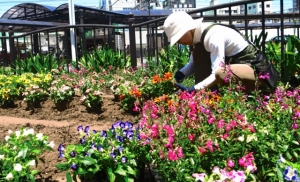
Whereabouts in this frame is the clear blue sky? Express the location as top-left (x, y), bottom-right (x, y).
top-left (0, 0), bottom-right (293, 17)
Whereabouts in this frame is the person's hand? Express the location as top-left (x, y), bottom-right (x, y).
top-left (174, 71), bottom-right (185, 83)
top-left (175, 83), bottom-right (195, 93)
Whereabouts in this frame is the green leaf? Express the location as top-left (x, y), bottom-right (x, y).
top-left (115, 165), bottom-right (127, 176)
top-left (276, 164), bottom-right (284, 182)
top-left (126, 165), bottom-right (137, 177)
top-left (126, 177), bottom-right (135, 182)
top-left (22, 147), bottom-right (28, 159)
top-left (78, 167), bottom-right (87, 175)
top-left (184, 175), bottom-right (195, 181)
top-left (107, 168), bottom-right (116, 182)
top-left (82, 157), bottom-right (96, 165)
top-left (55, 163), bottom-right (69, 171)
top-left (31, 170), bottom-right (39, 175)
top-left (189, 158), bottom-right (195, 166)
top-left (292, 141), bottom-right (299, 145)
top-left (32, 149), bottom-right (42, 154)
top-left (282, 145), bottom-right (289, 152)
top-left (293, 151), bottom-right (298, 158)
top-left (66, 172), bottom-right (73, 182)
top-left (266, 172), bottom-right (276, 177)
top-left (28, 174), bottom-right (35, 182)
top-left (249, 173), bottom-right (257, 181)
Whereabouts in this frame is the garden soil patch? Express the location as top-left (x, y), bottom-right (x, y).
top-left (0, 90), bottom-right (153, 182)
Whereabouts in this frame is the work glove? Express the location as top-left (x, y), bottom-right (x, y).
top-left (174, 70), bottom-right (185, 83)
top-left (175, 83), bottom-right (195, 93)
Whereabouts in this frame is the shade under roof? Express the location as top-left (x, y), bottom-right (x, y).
top-left (0, 18), bottom-right (67, 32)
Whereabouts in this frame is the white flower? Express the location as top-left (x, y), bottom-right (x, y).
top-left (238, 135), bottom-right (244, 142)
top-left (17, 151), bottom-right (23, 158)
top-left (28, 160), bottom-right (36, 166)
top-left (5, 172), bottom-right (13, 180)
top-left (5, 136), bottom-right (10, 141)
top-left (246, 134), bottom-right (258, 143)
top-left (23, 128), bottom-right (34, 136)
top-left (47, 141), bottom-right (55, 148)
top-left (15, 130), bottom-right (21, 138)
top-left (0, 154), bottom-right (4, 160)
top-left (8, 130), bottom-right (12, 134)
top-left (212, 166), bottom-right (220, 175)
top-left (36, 133), bottom-right (43, 140)
top-left (14, 163), bottom-right (22, 172)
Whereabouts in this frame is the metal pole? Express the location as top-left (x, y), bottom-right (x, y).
top-left (8, 26), bottom-right (16, 70)
top-left (148, 0), bottom-right (150, 20)
top-left (68, 0), bottom-right (76, 62)
top-left (128, 13), bottom-right (137, 68)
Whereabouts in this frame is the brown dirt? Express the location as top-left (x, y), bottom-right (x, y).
top-left (0, 90), bottom-right (149, 182)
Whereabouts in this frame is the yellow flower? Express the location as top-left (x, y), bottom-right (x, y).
top-left (154, 97), bottom-right (161, 103)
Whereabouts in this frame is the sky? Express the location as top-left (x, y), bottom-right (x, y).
top-left (0, 0), bottom-right (294, 17)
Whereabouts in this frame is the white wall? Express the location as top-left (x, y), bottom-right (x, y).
top-left (240, 28), bottom-right (297, 41)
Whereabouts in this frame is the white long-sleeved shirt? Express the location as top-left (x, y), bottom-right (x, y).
top-left (180, 20), bottom-right (249, 90)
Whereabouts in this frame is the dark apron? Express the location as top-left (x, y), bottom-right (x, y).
top-left (192, 24), bottom-right (258, 91)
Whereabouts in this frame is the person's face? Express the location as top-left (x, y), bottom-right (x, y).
top-left (177, 30), bottom-right (193, 45)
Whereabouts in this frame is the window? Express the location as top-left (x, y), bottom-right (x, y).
top-left (248, 7), bottom-right (251, 10)
top-left (253, 5), bottom-right (256, 8)
top-left (266, 4), bottom-right (270, 8)
top-left (233, 10), bottom-right (237, 13)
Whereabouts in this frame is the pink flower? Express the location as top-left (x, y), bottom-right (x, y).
top-left (208, 117), bottom-right (215, 124)
top-left (159, 149), bottom-right (164, 159)
top-left (168, 149), bottom-right (178, 161)
top-left (133, 102), bottom-right (139, 112)
top-left (292, 122), bottom-right (298, 130)
top-left (217, 119), bottom-right (225, 129)
top-left (238, 157), bottom-right (246, 167)
top-left (166, 125), bottom-right (175, 136)
top-left (188, 134), bottom-right (195, 141)
top-left (177, 147), bottom-right (184, 158)
top-left (198, 147), bottom-right (206, 155)
top-left (206, 139), bottom-right (214, 152)
top-left (192, 173), bottom-right (206, 182)
top-left (227, 158), bottom-right (235, 168)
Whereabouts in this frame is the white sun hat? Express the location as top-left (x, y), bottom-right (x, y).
top-left (163, 11), bottom-right (203, 46)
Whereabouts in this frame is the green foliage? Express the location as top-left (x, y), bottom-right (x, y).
top-left (0, 128), bottom-right (54, 181)
top-left (12, 53), bottom-right (62, 75)
top-left (56, 123), bottom-right (150, 182)
top-left (158, 45), bottom-right (190, 74)
top-left (77, 46), bottom-right (129, 72)
top-left (265, 35), bottom-right (300, 82)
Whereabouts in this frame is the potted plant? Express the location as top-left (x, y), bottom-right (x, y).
top-left (22, 84), bottom-right (48, 109)
top-left (49, 79), bottom-right (75, 111)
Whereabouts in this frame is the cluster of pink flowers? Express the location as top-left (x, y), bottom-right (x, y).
top-left (192, 153), bottom-right (256, 182)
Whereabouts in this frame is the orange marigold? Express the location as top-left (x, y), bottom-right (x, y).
top-left (167, 99), bottom-right (173, 107)
top-left (164, 72), bottom-right (173, 81)
top-left (152, 75), bottom-right (161, 84)
top-left (119, 94), bottom-right (125, 101)
top-left (132, 88), bottom-right (142, 98)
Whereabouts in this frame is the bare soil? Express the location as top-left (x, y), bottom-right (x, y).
top-left (0, 90), bottom-right (147, 182)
